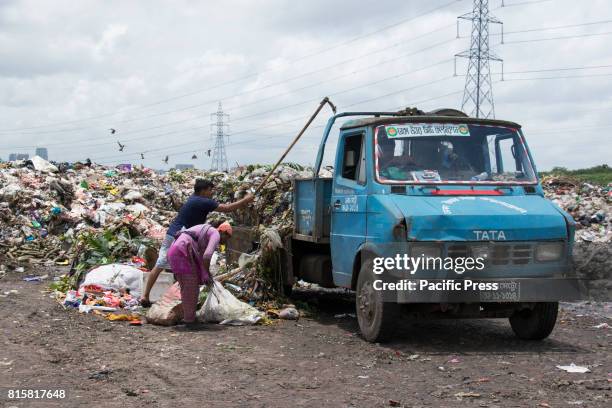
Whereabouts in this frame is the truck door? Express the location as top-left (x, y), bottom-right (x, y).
top-left (331, 131), bottom-right (367, 287)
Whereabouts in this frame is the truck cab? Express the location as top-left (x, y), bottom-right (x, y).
top-left (289, 108), bottom-right (584, 342)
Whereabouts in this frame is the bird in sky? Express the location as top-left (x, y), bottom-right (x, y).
top-left (206, 149), bottom-right (211, 157)
top-left (117, 141), bottom-right (125, 151)
top-left (191, 154), bottom-right (197, 159)
top-left (163, 155), bottom-right (169, 164)
top-left (109, 128), bottom-right (117, 134)
top-left (140, 153), bottom-right (145, 160)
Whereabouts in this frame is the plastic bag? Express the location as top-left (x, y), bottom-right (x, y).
top-left (31, 155), bottom-right (58, 173)
top-left (198, 281), bottom-right (263, 325)
top-left (80, 264), bottom-right (144, 297)
top-left (261, 228), bottom-right (283, 252)
top-left (146, 283), bottom-right (183, 326)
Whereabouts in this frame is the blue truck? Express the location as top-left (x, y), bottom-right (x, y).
top-left (230, 108), bottom-right (585, 342)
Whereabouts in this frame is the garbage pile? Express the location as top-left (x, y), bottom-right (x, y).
top-left (0, 156), bottom-right (315, 308)
top-left (542, 176), bottom-right (612, 300)
top-left (542, 176), bottom-right (611, 243)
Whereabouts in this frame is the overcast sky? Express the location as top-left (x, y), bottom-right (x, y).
top-left (0, 0), bottom-right (611, 170)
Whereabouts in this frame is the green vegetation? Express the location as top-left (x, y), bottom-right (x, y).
top-left (540, 165), bottom-right (612, 185)
top-left (52, 227), bottom-right (152, 291)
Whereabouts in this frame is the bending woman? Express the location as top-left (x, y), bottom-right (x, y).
top-left (167, 221), bottom-right (233, 327)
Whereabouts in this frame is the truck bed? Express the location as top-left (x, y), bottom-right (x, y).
top-left (293, 177), bottom-right (332, 243)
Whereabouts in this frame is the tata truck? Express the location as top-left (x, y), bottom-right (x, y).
top-left (229, 108), bottom-right (585, 342)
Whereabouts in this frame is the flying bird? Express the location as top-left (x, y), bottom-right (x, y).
top-left (191, 154), bottom-right (198, 159)
top-left (109, 128), bottom-right (117, 134)
top-left (117, 141), bottom-right (125, 152)
top-left (140, 153), bottom-right (145, 160)
top-left (206, 149), bottom-right (211, 157)
top-left (163, 155), bottom-right (169, 164)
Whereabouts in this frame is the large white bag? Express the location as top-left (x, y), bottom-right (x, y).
top-left (80, 264), bottom-right (144, 297)
top-left (198, 281), bottom-right (263, 325)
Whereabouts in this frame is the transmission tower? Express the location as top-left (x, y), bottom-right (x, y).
top-left (210, 101), bottom-right (230, 172)
top-left (455, 0), bottom-right (503, 118)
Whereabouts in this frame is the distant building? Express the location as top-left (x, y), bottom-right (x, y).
top-left (35, 147), bottom-right (48, 160)
top-left (9, 153), bottom-right (29, 161)
top-left (175, 164), bottom-right (195, 170)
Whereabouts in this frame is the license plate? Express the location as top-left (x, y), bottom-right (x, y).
top-left (479, 281), bottom-right (521, 302)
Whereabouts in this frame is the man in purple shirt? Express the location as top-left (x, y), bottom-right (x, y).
top-left (141, 179), bottom-right (253, 306)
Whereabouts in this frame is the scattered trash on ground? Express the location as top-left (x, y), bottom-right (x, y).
top-left (23, 274), bottom-right (48, 282)
top-left (555, 363), bottom-right (591, 373)
top-left (334, 313), bottom-right (356, 318)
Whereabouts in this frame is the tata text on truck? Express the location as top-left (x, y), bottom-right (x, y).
top-left (230, 108), bottom-right (585, 342)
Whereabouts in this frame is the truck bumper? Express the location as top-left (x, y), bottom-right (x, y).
top-left (382, 278), bottom-right (588, 303)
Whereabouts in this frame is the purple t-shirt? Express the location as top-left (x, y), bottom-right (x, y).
top-left (167, 195), bottom-right (218, 237)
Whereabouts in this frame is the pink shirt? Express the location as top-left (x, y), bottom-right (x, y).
top-left (167, 224), bottom-right (220, 284)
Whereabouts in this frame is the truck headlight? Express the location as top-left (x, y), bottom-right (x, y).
top-left (410, 243), bottom-right (442, 259)
top-left (535, 242), bottom-right (563, 262)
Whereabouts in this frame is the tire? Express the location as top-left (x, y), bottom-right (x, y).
top-left (509, 302), bottom-right (558, 340)
top-left (355, 259), bottom-right (400, 342)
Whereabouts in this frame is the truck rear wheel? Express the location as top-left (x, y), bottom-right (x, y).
top-left (356, 259), bottom-right (399, 342)
top-left (509, 302), bottom-right (558, 340)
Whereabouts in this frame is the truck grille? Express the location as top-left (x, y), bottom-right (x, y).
top-left (447, 243), bottom-right (534, 265)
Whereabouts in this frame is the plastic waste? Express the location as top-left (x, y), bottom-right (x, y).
top-left (279, 307), bottom-right (299, 320)
top-left (556, 363), bottom-right (590, 373)
top-left (198, 281), bottom-right (263, 325)
top-left (261, 228), bottom-right (283, 252)
top-left (123, 190), bottom-right (143, 201)
top-left (146, 283), bottom-right (183, 326)
top-left (80, 264), bottom-right (144, 297)
top-left (23, 274), bottom-right (48, 282)
top-left (31, 155), bottom-right (58, 173)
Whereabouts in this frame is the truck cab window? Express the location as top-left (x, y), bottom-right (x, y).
top-left (376, 124), bottom-right (536, 183)
top-left (341, 134), bottom-right (365, 183)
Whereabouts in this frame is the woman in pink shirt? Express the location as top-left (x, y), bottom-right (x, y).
top-left (167, 221), bottom-right (233, 326)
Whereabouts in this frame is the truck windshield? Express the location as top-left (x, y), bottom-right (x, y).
top-left (374, 123), bottom-right (537, 184)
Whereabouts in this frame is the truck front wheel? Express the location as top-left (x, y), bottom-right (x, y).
top-left (509, 302), bottom-right (558, 340)
top-left (356, 259), bottom-right (400, 342)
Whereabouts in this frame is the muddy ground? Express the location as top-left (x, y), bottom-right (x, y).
top-left (1, 267), bottom-right (610, 408)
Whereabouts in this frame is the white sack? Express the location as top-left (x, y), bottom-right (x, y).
top-left (198, 281), bottom-right (263, 325)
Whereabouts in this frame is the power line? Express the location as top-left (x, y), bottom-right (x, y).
top-left (504, 30), bottom-right (612, 44)
top-left (6, 60), bottom-right (611, 154)
top-left (530, 123), bottom-right (612, 134)
top-left (92, 78), bottom-right (461, 164)
top-left (500, 0), bottom-right (553, 8)
top-left (0, 1), bottom-right (461, 133)
top-left (229, 60), bottom-right (453, 124)
top-left (501, 72), bottom-right (612, 81)
top-left (4, 27), bottom-right (457, 140)
top-left (494, 19), bottom-right (612, 36)
top-left (502, 63), bottom-right (612, 75)
top-left (4, 57), bottom-right (455, 152)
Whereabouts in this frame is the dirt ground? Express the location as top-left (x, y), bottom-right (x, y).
top-left (1, 267), bottom-right (610, 408)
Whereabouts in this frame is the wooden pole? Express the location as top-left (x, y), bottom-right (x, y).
top-left (254, 97), bottom-right (336, 194)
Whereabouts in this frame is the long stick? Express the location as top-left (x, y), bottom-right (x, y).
top-left (254, 97), bottom-right (336, 194)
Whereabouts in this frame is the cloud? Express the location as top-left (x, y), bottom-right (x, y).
top-left (0, 0), bottom-right (610, 170)
top-left (92, 24), bottom-right (128, 61)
